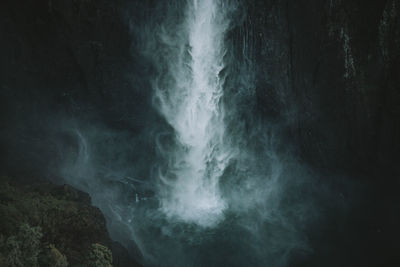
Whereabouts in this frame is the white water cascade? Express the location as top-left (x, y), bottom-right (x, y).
top-left (154, 0), bottom-right (234, 227)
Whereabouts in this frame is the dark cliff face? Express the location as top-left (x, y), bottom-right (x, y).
top-left (0, 0), bottom-right (399, 266)
top-left (244, 1), bottom-right (400, 265)
top-left (245, 0), bottom-right (400, 177)
top-left (243, 1), bottom-right (400, 266)
top-left (0, 0), bottom-right (160, 186)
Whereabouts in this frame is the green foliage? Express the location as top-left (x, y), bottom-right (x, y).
top-left (4, 236), bottom-right (23, 267)
top-left (49, 244), bottom-right (69, 267)
top-left (39, 244), bottom-right (69, 267)
top-left (87, 243), bottom-right (113, 267)
top-left (0, 176), bottom-right (114, 266)
top-left (0, 223), bottom-right (43, 267)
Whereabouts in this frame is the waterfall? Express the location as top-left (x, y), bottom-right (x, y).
top-left (154, 0), bottom-right (233, 227)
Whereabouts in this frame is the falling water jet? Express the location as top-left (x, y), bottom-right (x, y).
top-left (154, 0), bottom-right (235, 227)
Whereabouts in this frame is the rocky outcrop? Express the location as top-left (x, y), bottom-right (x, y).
top-left (0, 175), bottom-right (140, 266)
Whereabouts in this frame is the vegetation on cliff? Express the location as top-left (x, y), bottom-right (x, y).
top-left (0, 176), bottom-right (113, 267)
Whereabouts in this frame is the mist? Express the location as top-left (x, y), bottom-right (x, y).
top-left (1, 0), bottom-right (399, 266)
top-left (56, 1), bottom-right (323, 266)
